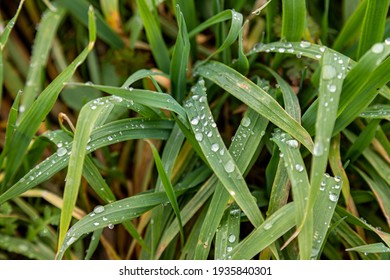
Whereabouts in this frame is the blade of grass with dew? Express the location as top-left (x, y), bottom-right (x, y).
top-left (122, 69), bottom-right (169, 89)
top-left (231, 203), bottom-right (296, 260)
top-left (215, 203), bottom-right (240, 260)
top-left (311, 174), bottom-right (343, 259)
top-left (69, 83), bottom-right (187, 122)
top-left (345, 119), bottom-right (381, 163)
top-left (346, 243), bottom-right (390, 254)
top-left (56, 180), bottom-right (197, 259)
top-left (0, 6), bottom-right (96, 191)
top-left (271, 130), bottom-right (312, 259)
top-left (267, 160), bottom-right (290, 217)
top-left (57, 0), bottom-right (123, 49)
top-left (356, 0), bottom-right (389, 59)
top-left (343, 129), bottom-right (390, 185)
top-left (354, 167), bottom-right (390, 227)
top-left (136, 0), bottom-right (170, 73)
top-left (196, 61), bottom-right (313, 152)
top-left (272, 0), bottom-right (306, 67)
top-left (170, 5), bottom-right (190, 103)
top-left (0, 234), bottom-right (55, 260)
top-left (194, 107), bottom-right (269, 260)
top-left (360, 105), bottom-right (390, 121)
top-left (0, 0), bottom-right (25, 110)
top-left (19, 7), bottom-right (66, 117)
top-left (184, 79), bottom-right (262, 227)
top-left (146, 140), bottom-right (185, 249)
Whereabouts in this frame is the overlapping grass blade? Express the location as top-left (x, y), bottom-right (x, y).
top-left (0, 6), bottom-right (96, 191)
top-left (271, 130), bottom-right (311, 259)
top-left (184, 79), bottom-right (262, 227)
top-left (231, 203), bottom-right (296, 260)
top-left (356, 0), bottom-right (389, 59)
top-left (122, 69), bottom-right (168, 89)
top-left (346, 243), bottom-right (390, 256)
top-left (57, 0), bottom-right (123, 49)
top-left (19, 7), bottom-right (66, 116)
top-left (136, 0), bottom-right (170, 73)
top-left (360, 105), bottom-right (390, 121)
top-left (195, 61), bottom-right (314, 152)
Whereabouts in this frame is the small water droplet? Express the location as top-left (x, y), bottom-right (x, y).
top-left (195, 133), bottom-right (203, 141)
top-left (322, 65), bottom-right (337, 80)
top-left (328, 84), bottom-right (337, 93)
top-left (57, 147), bottom-right (67, 157)
top-left (264, 222), bottom-right (273, 230)
top-left (385, 38), bottom-right (390, 45)
top-left (320, 180), bottom-right (326, 191)
top-left (295, 164), bottom-right (304, 172)
top-left (224, 160), bottom-right (235, 173)
top-left (286, 139), bottom-right (299, 148)
top-left (211, 143), bottom-right (219, 152)
top-left (228, 234), bottom-right (236, 243)
top-left (241, 117), bottom-right (251, 127)
top-left (319, 46), bottom-right (326, 52)
top-left (226, 246), bottom-right (233, 253)
top-left (93, 222), bottom-right (100, 226)
top-left (94, 205), bottom-right (105, 214)
top-left (334, 176), bottom-right (341, 182)
top-left (313, 141), bottom-right (324, 156)
top-left (191, 117), bottom-right (199, 125)
top-left (329, 193), bottom-right (338, 202)
top-left (300, 41), bottom-right (311, 48)
top-left (371, 43), bottom-right (384, 54)
top-left (108, 224), bottom-right (114, 229)
top-left (107, 136), bottom-right (113, 141)
top-left (278, 47), bottom-right (285, 53)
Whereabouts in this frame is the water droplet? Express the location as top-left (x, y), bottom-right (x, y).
top-left (229, 190), bottom-right (236, 196)
top-left (191, 117), bottom-right (199, 125)
top-left (107, 136), bottom-right (113, 141)
top-left (300, 41), bottom-right (311, 48)
top-left (328, 84), bottom-right (337, 93)
top-left (219, 149), bottom-right (225, 156)
top-left (334, 183), bottom-right (341, 189)
top-left (295, 164), bottom-right (304, 172)
top-left (102, 217), bottom-right (108, 221)
top-left (241, 117), bottom-right (251, 127)
top-left (385, 38), bottom-right (390, 45)
top-left (226, 246), bottom-right (233, 253)
top-left (93, 205), bottom-right (105, 214)
top-left (319, 46), bottom-right (326, 52)
top-left (211, 143), bottom-right (219, 152)
top-left (320, 180), bottom-right (326, 191)
top-left (322, 65), bottom-right (337, 80)
top-left (278, 47), bottom-right (286, 53)
top-left (286, 139), bottom-right (299, 148)
top-left (224, 160), bottom-right (235, 173)
top-left (313, 141), bottom-right (324, 156)
top-left (264, 222), bottom-right (273, 230)
top-left (108, 224), bottom-right (114, 229)
top-left (91, 105), bottom-right (97, 110)
top-left (207, 131), bottom-right (213, 137)
top-left (334, 176), bottom-right (341, 182)
top-left (329, 193), bottom-right (338, 202)
top-left (296, 52), bottom-right (303, 58)
top-left (93, 222), bottom-right (100, 226)
top-left (195, 133), bottom-right (203, 141)
top-left (371, 43), bottom-right (384, 54)
top-left (228, 234), bottom-right (236, 243)
top-left (57, 147), bottom-right (67, 157)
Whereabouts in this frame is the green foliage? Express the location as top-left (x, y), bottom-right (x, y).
top-left (0, 0), bottom-right (389, 260)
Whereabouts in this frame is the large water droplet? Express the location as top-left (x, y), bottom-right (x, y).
top-left (108, 224), bottom-right (114, 230)
top-left (211, 143), bottom-right (219, 152)
top-left (329, 193), bottom-right (338, 202)
top-left (371, 43), bottom-right (384, 54)
top-left (322, 65), bottom-right (337, 80)
top-left (57, 147), bottom-right (67, 157)
top-left (286, 139), bottom-right (299, 148)
top-left (295, 164), bottom-right (304, 172)
top-left (224, 160), bottom-right (235, 173)
top-left (191, 117), bottom-right (199, 125)
top-left (228, 234), bottom-right (236, 243)
top-left (195, 133), bottom-right (203, 142)
top-left (300, 41), bottom-right (311, 48)
top-left (241, 117), bottom-right (251, 127)
top-left (93, 205), bottom-right (105, 214)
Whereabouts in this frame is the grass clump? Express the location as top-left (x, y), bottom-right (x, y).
top-left (0, 0), bottom-right (389, 260)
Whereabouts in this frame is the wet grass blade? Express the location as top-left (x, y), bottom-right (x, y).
top-left (346, 243), bottom-right (390, 254)
top-left (195, 61), bottom-right (314, 152)
top-left (231, 203), bottom-right (296, 260)
top-left (185, 79), bottom-right (263, 227)
top-left (19, 7), bottom-right (66, 116)
top-left (1, 6), bottom-right (96, 191)
top-left (359, 105), bottom-right (390, 121)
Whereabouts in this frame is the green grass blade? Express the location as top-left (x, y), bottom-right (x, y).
top-left (146, 140), bottom-right (185, 249)
top-left (84, 228), bottom-right (103, 259)
top-left (356, 0), bottom-right (389, 59)
top-left (231, 203), bottom-right (296, 260)
top-left (170, 5), bottom-right (190, 103)
top-left (0, 6), bottom-right (96, 191)
top-left (19, 7), bottom-right (66, 117)
top-left (136, 0), bottom-right (170, 73)
top-left (271, 129), bottom-right (311, 259)
top-left (184, 79), bottom-right (263, 227)
top-left (57, 0), bottom-right (123, 49)
top-left (122, 69), bottom-right (169, 89)
top-left (281, 0), bottom-right (306, 42)
top-left (346, 243), bottom-right (390, 254)
top-left (360, 105), bottom-right (390, 121)
top-left (196, 61), bottom-right (314, 152)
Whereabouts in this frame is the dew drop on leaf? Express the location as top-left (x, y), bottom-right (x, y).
top-left (57, 147), bottom-right (67, 157)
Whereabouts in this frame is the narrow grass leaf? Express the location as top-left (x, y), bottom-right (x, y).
top-left (84, 228), bottom-right (103, 259)
top-left (346, 243), bottom-right (390, 254)
top-left (359, 105), bottom-right (390, 121)
top-left (1, 7), bottom-right (96, 190)
top-left (146, 140), bottom-right (185, 248)
top-left (185, 79), bottom-right (263, 227)
top-left (122, 69), bottom-right (168, 89)
top-left (136, 0), bottom-right (170, 73)
top-left (356, 0), bottom-right (389, 59)
top-left (271, 130), bottom-right (312, 259)
top-left (20, 7), bottom-right (66, 116)
top-left (231, 203), bottom-right (296, 260)
top-left (196, 61), bottom-right (314, 152)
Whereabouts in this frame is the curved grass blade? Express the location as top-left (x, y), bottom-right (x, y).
top-left (19, 7), bottom-right (66, 116)
top-left (146, 140), bottom-right (185, 249)
top-left (184, 79), bottom-right (262, 227)
top-left (122, 69), bottom-right (168, 89)
top-left (1, 6), bottom-right (96, 191)
top-left (346, 243), bottom-right (390, 257)
top-left (136, 0), bottom-right (170, 73)
top-left (195, 61), bottom-right (314, 152)
top-left (271, 129), bottom-right (312, 259)
top-left (231, 203), bottom-right (296, 260)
